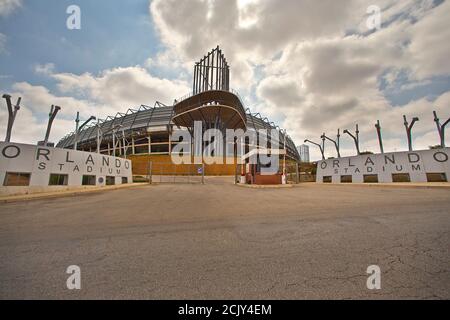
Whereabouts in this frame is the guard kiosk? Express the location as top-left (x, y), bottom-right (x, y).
top-left (240, 148), bottom-right (286, 185)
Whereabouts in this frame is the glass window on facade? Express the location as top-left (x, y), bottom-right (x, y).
top-left (364, 174), bottom-right (379, 183)
top-left (134, 146), bottom-right (149, 154)
top-left (340, 175), bottom-right (352, 183)
top-left (3, 172), bottom-right (31, 186)
top-left (82, 175), bottom-right (96, 186)
top-left (392, 173), bottom-right (411, 183)
top-left (152, 144), bottom-right (169, 153)
top-left (106, 176), bottom-right (115, 185)
top-left (122, 177), bottom-right (128, 184)
top-left (426, 173), bottom-right (447, 182)
top-left (49, 174), bottom-right (69, 186)
top-left (323, 176), bottom-right (332, 183)
top-left (150, 133), bottom-right (170, 143)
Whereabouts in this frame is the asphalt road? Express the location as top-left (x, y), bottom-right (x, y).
top-left (0, 177), bottom-right (449, 299)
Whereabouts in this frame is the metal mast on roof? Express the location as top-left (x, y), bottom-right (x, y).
top-left (193, 46), bottom-right (230, 94)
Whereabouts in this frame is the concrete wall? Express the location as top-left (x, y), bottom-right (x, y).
top-left (316, 148), bottom-right (450, 183)
top-left (0, 142), bottom-right (133, 195)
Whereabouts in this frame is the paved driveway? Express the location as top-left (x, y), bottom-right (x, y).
top-left (0, 178), bottom-right (449, 299)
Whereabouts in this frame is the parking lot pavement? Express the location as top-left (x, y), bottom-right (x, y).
top-left (0, 177), bottom-right (449, 299)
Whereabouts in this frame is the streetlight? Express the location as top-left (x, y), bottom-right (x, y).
top-left (375, 120), bottom-right (384, 154)
top-left (42, 105), bottom-right (61, 146)
top-left (74, 112), bottom-right (96, 150)
top-left (343, 124), bottom-right (360, 155)
top-left (321, 129), bottom-right (341, 158)
top-left (116, 124), bottom-right (128, 158)
top-left (96, 120), bottom-right (103, 154)
top-left (121, 126), bottom-right (129, 158)
top-left (433, 111), bottom-right (450, 148)
top-left (403, 115), bottom-right (419, 151)
top-left (304, 139), bottom-right (325, 160)
top-left (2, 94), bottom-right (22, 143)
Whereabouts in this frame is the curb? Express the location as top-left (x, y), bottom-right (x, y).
top-left (0, 183), bottom-right (150, 204)
top-left (305, 183), bottom-right (450, 189)
top-left (235, 183), bottom-right (293, 189)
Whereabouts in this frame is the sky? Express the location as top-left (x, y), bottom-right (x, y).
top-left (0, 0), bottom-right (449, 160)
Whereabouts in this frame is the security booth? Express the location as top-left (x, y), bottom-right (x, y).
top-left (240, 148), bottom-right (286, 185)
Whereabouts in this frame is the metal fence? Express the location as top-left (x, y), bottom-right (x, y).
top-left (285, 162), bottom-right (300, 184)
top-left (148, 161), bottom-right (205, 184)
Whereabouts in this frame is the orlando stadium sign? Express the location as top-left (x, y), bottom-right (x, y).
top-left (316, 148), bottom-right (450, 183)
top-left (0, 142), bottom-right (132, 193)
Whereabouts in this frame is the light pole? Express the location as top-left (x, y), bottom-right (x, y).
top-left (304, 139), bottom-right (325, 160)
top-left (375, 120), bottom-right (384, 154)
top-left (403, 115), bottom-right (419, 151)
top-left (74, 112), bottom-right (96, 150)
top-left (433, 111), bottom-right (450, 148)
top-left (321, 129), bottom-right (341, 158)
top-left (110, 125), bottom-right (123, 157)
top-left (43, 105), bottom-right (61, 146)
top-left (96, 120), bottom-right (103, 154)
top-left (344, 124), bottom-right (360, 155)
top-left (112, 127), bottom-right (116, 156)
top-left (2, 94), bottom-right (22, 143)
top-left (121, 125), bottom-right (127, 158)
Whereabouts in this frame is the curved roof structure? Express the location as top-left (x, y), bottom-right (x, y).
top-left (56, 102), bottom-right (300, 160)
top-left (172, 90), bottom-right (247, 130)
top-left (57, 47), bottom-right (300, 160)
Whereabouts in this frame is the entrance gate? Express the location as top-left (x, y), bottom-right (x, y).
top-left (148, 161), bottom-right (205, 184)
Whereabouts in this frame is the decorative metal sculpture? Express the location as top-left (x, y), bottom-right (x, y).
top-left (321, 129), bottom-right (341, 158)
top-left (43, 105), bottom-right (61, 146)
top-left (343, 124), bottom-right (360, 155)
top-left (304, 139), bottom-right (325, 160)
top-left (403, 115), bottom-right (419, 151)
top-left (433, 111), bottom-right (450, 148)
top-left (375, 120), bottom-right (384, 154)
top-left (2, 94), bottom-right (22, 143)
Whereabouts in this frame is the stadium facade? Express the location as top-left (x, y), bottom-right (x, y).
top-left (57, 47), bottom-right (300, 176)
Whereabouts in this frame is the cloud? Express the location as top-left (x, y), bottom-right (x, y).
top-left (34, 63), bottom-right (55, 75)
top-left (150, 0), bottom-right (364, 90)
top-left (149, 0), bottom-right (450, 160)
top-left (408, 0), bottom-right (450, 79)
top-left (0, 0), bottom-right (22, 17)
top-left (256, 75), bottom-right (303, 109)
top-left (2, 0), bottom-right (450, 158)
top-left (50, 66), bottom-right (190, 110)
top-left (2, 66), bottom-right (190, 144)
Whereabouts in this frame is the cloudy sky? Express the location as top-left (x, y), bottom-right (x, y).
top-left (0, 0), bottom-right (449, 160)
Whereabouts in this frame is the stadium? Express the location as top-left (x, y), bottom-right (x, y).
top-left (56, 47), bottom-right (300, 178)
